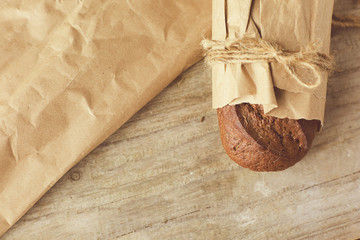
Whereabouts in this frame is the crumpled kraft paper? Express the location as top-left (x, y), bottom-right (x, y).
top-left (0, 0), bottom-right (211, 236)
top-left (212, 0), bottom-right (334, 122)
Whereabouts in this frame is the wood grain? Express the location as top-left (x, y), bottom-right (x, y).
top-left (2, 1), bottom-right (360, 239)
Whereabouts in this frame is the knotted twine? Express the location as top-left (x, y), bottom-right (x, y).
top-left (201, 37), bottom-right (335, 89)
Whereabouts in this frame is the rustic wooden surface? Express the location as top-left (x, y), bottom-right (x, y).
top-left (2, 2), bottom-right (360, 240)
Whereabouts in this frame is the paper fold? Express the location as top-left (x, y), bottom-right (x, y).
top-left (0, 0), bottom-right (211, 236)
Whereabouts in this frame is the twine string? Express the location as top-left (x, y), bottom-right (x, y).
top-left (202, 37), bottom-right (335, 89)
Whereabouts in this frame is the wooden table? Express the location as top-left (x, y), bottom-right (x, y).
top-left (2, 1), bottom-right (360, 239)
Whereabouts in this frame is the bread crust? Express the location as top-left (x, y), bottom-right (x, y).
top-left (217, 104), bottom-right (320, 171)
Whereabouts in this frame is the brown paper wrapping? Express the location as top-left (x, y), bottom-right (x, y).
top-left (0, 0), bottom-right (211, 236)
top-left (212, 0), bottom-right (334, 122)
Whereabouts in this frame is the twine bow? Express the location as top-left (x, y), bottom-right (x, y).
top-left (201, 37), bottom-right (335, 89)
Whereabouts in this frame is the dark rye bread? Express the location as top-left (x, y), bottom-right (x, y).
top-left (217, 104), bottom-right (320, 171)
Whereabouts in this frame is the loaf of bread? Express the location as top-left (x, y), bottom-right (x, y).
top-left (217, 104), bottom-right (320, 171)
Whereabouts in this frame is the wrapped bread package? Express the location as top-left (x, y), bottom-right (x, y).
top-left (0, 0), bottom-right (211, 235)
top-left (208, 0), bottom-right (335, 171)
